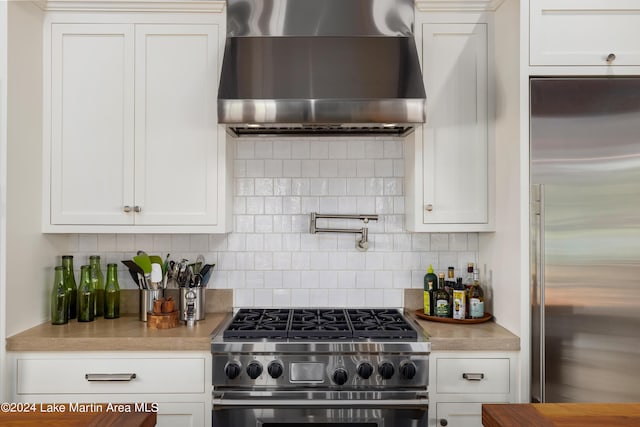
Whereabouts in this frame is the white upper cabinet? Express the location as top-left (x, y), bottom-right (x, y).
top-left (43, 7), bottom-right (230, 233)
top-left (49, 24), bottom-right (135, 226)
top-left (406, 20), bottom-right (494, 232)
top-left (530, 0), bottom-right (640, 66)
top-left (133, 25), bottom-right (220, 226)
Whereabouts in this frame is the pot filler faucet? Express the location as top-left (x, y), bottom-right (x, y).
top-left (309, 213), bottom-right (378, 252)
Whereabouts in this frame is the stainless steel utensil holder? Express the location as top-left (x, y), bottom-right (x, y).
top-left (139, 288), bottom-right (164, 322)
top-left (309, 212), bottom-right (379, 251)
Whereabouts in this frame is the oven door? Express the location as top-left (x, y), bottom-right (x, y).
top-left (212, 391), bottom-right (428, 427)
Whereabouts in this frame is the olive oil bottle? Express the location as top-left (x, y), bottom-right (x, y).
top-left (423, 265), bottom-right (438, 316)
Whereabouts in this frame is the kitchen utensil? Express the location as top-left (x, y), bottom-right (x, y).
top-left (200, 263), bottom-right (215, 287)
top-left (149, 255), bottom-right (163, 268)
top-left (133, 254), bottom-right (152, 275)
top-left (121, 260), bottom-right (146, 289)
top-left (150, 263), bottom-right (163, 289)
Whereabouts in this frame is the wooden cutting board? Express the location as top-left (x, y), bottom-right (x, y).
top-left (483, 403), bottom-right (640, 427)
top-left (0, 403), bottom-right (156, 427)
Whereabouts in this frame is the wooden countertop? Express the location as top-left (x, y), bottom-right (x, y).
top-left (6, 306), bottom-right (519, 353)
top-left (5, 313), bottom-right (230, 352)
top-left (0, 403), bottom-right (156, 427)
top-left (406, 311), bottom-right (520, 351)
top-left (483, 403), bottom-right (640, 427)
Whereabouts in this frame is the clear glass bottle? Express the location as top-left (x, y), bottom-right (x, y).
top-left (61, 255), bottom-right (77, 320)
top-left (469, 268), bottom-right (485, 319)
top-left (90, 255), bottom-right (104, 317)
top-left (104, 263), bottom-right (120, 319)
top-left (77, 265), bottom-right (95, 322)
top-left (51, 266), bottom-right (69, 325)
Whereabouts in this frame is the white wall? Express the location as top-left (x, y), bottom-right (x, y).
top-left (479, 0), bottom-right (521, 335)
top-left (0, 0), bottom-right (9, 402)
top-left (67, 137), bottom-right (480, 309)
top-left (6, 1), bottom-right (70, 337)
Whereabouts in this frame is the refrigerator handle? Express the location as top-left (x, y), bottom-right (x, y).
top-left (531, 184), bottom-right (545, 403)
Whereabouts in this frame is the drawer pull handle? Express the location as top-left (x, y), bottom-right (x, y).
top-left (462, 372), bottom-right (484, 381)
top-left (85, 373), bottom-right (137, 382)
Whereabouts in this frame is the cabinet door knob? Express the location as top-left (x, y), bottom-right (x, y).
top-left (134, 206), bottom-right (142, 213)
top-left (439, 419), bottom-right (448, 426)
top-left (425, 204), bottom-right (433, 212)
top-left (123, 205), bottom-right (132, 213)
top-left (606, 53), bottom-right (616, 63)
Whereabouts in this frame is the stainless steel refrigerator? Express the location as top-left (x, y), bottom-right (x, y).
top-left (530, 77), bottom-right (640, 403)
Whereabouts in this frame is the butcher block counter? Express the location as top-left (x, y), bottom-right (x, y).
top-left (483, 403), bottom-right (640, 427)
top-left (0, 403), bottom-right (156, 427)
top-left (5, 313), bottom-right (229, 351)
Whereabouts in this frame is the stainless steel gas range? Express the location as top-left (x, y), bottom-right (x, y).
top-left (211, 308), bottom-right (430, 427)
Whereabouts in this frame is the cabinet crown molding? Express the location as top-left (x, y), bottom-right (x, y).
top-left (415, 0), bottom-right (505, 12)
top-left (34, 0), bottom-right (225, 13)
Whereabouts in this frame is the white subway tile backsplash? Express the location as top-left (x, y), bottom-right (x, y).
top-left (255, 216), bottom-right (274, 233)
top-left (70, 137), bottom-right (479, 305)
top-left (291, 289), bottom-right (310, 306)
top-left (255, 140), bottom-right (273, 159)
top-left (309, 141), bottom-right (329, 159)
top-left (273, 141), bottom-right (291, 159)
top-left (291, 141), bottom-right (310, 159)
top-left (301, 160), bottom-right (320, 177)
top-left (235, 252), bottom-right (254, 270)
top-left (337, 160), bottom-right (357, 177)
top-left (246, 160), bottom-right (265, 177)
top-left (384, 140), bottom-right (403, 159)
top-left (265, 160), bottom-right (283, 177)
top-left (319, 160), bottom-right (338, 177)
top-left (273, 288), bottom-right (292, 306)
top-left (254, 289), bottom-right (273, 307)
top-left (255, 178), bottom-right (274, 196)
top-left (283, 160), bottom-right (302, 177)
top-left (97, 234), bottom-right (117, 252)
top-left (357, 160), bottom-right (375, 177)
top-left (236, 140), bottom-right (254, 159)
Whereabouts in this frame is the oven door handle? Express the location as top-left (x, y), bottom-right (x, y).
top-left (212, 398), bottom-right (429, 409)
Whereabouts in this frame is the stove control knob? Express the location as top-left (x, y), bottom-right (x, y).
top-left (267, 361), bottom-right (284, 379)
top-left (332, 368), bottom-right (349, 386)
top-left (400, 361), bottom-right (417, 380)
top-left (378, 362), bottom-right (395, 380)
top-left (357, 362), bottom-right (374, 379)
top-left (246, 361), bottom-right (263, 379)
top-left (225, 362), bottom-right (241, 380)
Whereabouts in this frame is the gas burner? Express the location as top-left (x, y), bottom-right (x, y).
top-left (222, 308), bottom-right (419, 341)
top-left (223, 309), bottom-right (291, 339)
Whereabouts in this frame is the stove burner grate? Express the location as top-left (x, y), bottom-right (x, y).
top-left (223, 308), bottom-right (418, 341)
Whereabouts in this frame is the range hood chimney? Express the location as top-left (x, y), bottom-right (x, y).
top-left (217, 0), bottom-right (427, 137)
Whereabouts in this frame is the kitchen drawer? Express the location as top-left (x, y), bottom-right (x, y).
top-left (17, 356), bottom-right (205, 395)
top-left (530, 0), bottom-right (640, 66)
top-left (436, 358), bottom-right (509, 394)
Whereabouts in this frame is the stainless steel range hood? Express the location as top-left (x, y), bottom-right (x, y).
top-left (217, 0), bottom-right (426, 137)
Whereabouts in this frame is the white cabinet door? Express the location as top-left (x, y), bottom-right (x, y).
top-left (156, 402), bottom-right (205, 427)
top-left (530, 0), bottom-right (640, 66)
top-left (134, 24), bottom-right (221, 226)
top-left (435, 402), bottom-right (483, 427)
top-left (421, 23), bottom-right (488, 226)
top-left (49, 24), bottom-right (135, 225)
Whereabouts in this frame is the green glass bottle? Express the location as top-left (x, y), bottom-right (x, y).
top-left (77, 265), bottom-right (95, 322)
top-left (51, 266), bottom-right (69, 325)
top-left (90, 255), bottom-right (105, 317)
top-left (423, 264), bottom-right (438, 316)
top-left (434, 273), bottom-right (451, 318)
top-left (61, 255), bottom-right (77, 320)
top-left (104, 263), bottom-right (121, 319)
